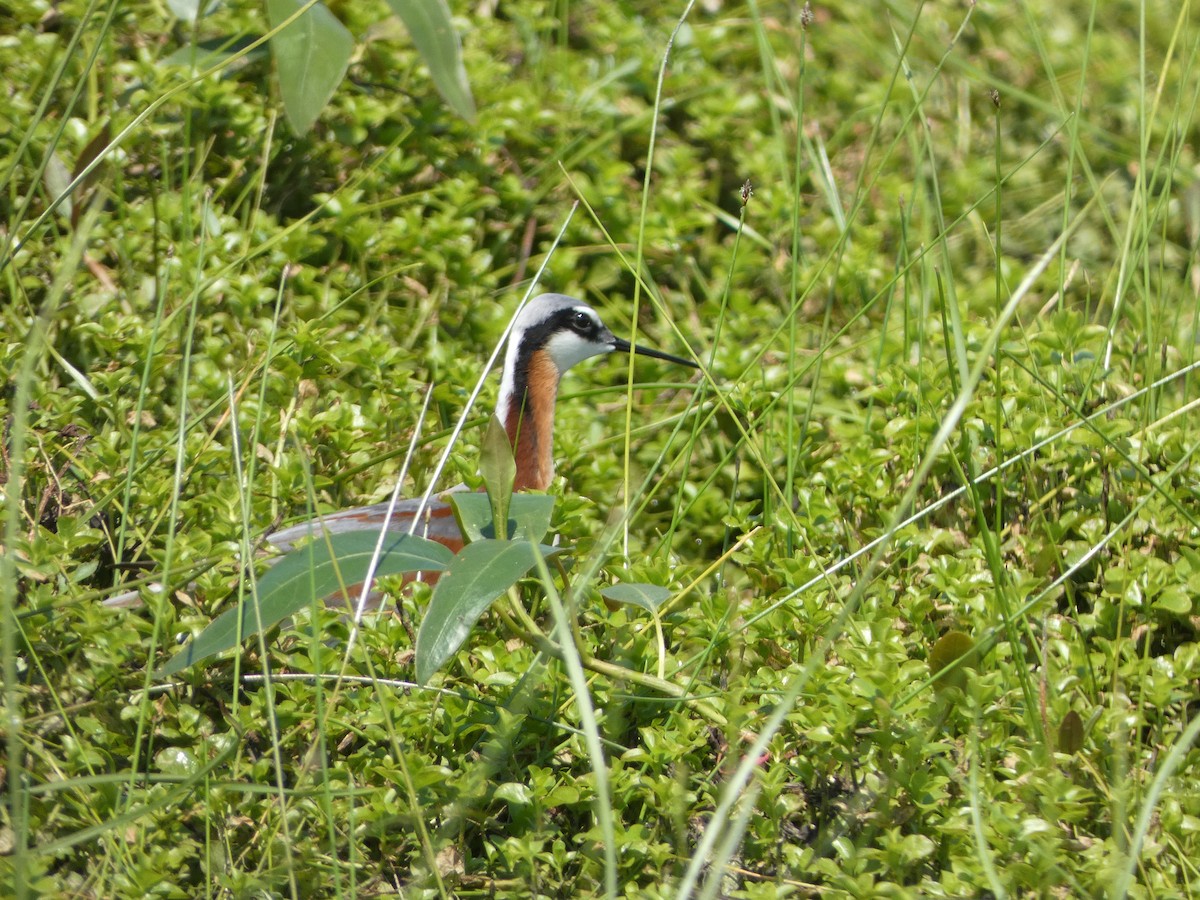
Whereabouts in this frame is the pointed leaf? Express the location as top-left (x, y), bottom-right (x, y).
top-left (600, 583), bottom-right (672, 614)
top-left (158, 531), bottom-right (453, 677)
top-left (451, 493), bottom-right (555, 545)
top-left (480, 415), bottom-right (515, 540)
top-left (450, 492), bottom-right (492, 543)
top-left (386, 0), bottom-right (476, 121)
top-left (266, 0), bottom-right (353, 135)
top-left (416, 539), bottom-right (554, 684)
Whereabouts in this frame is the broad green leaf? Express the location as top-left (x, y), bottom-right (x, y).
top-left (158, 531), bottom-right (453, 677)
top-left (451, 493), bottom-right (555, 545)
top-left (600, 583), bottom-right (672, 614)
top-left (494, 782), bottom-right (533, 806)
top-left (266, 0), bottom-right (353, 135)
top-left (1154, 585), bottom-right (1193, 616)
top-left (386, 0), bottom-right (477, 122)
top-left (416, 540), bottom-right (554, 684)
top-left (480, 415), bottom-right (515, 540)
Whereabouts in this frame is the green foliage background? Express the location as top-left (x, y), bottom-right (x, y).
top-left (2, 0), bottom-right (1199, 896)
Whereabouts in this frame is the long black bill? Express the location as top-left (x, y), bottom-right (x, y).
top-left (611, 337), bottom-right (698, 368)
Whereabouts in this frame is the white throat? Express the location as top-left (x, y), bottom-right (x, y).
top-left (545, 329), bottom-right (613, 371)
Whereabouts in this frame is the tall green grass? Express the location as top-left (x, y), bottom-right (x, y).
top-left (3, 0), bottom-right (1199, 896)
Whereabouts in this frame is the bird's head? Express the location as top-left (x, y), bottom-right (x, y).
top-left (506, 293), bottom-right (696, 377)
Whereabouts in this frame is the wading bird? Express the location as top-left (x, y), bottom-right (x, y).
top-left (104, 293), bottom-right (696, 610)
top-left (266, 293), bottom-right (697, 557)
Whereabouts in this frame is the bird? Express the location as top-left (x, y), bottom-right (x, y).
top-left (264, 292), bottom-right (698, 559)
top-left (103, 293), bottom-right (696, 612)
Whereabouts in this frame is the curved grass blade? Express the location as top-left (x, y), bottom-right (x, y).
top-left (158, 531), bottom-right (453, 677)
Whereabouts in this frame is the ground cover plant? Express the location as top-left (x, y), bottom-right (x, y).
top-left (2, 0), bottom-right (1199, 896)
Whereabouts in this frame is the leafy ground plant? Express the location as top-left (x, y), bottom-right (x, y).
top-left (3, 0), bottom-right (1200, 897)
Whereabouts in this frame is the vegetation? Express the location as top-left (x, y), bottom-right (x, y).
top-left (3, 0), bottom-right (1199, 896)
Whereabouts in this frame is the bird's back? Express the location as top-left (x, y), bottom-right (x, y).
top-left (267, 496), bottom-right (466, 556)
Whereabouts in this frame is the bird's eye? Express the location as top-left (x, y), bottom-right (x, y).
top-left (570, 311), bottom-right (592, 334)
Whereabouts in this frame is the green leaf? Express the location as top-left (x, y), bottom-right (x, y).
top-left (494, 782), bottom-right (533, 806)
top-left (1154, 585), bottom-right (1193, 616)
top-left (415, 539), bottom-right (553, 684)
top-left (385, 0), bottom-right (477, 122)
top-left (158, 531), bottom-right (453, 677)
top-left (929, 630), bottom-right (976, 690)
top-left (480, 415), bottom-right (515, 540)
top-left (266, 0), bottom-right (353, 135)
top-left (451, 493), bottom-right (555, 545)
top-left (894, 833), bottom-right (935, 863)
top-left (600, 583), bottom-right (672, 613)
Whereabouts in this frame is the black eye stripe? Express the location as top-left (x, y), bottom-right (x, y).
top-left (519, 306), bottom-right (602, 354)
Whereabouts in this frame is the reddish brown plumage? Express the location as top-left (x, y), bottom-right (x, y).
top-left (506, 347), bottom-right (561, 492)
